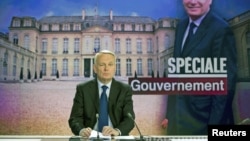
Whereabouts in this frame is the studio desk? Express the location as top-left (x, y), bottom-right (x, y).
top-left (0, 135), bottom-right (208, 141)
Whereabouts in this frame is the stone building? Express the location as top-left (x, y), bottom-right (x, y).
top-left (0, 33), bottom-right (37, 81)
top-left (0, 9), bottom-right (177, 81)
top-left (1, 9), bottom-right (249, 82)
top-left (228, 10), bottom-right (250, 80)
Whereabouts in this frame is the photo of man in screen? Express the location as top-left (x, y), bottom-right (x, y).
top-left (162, 0), bottom-right (237, 135)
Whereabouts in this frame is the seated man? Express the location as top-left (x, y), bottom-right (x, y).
top-left (68, 49), bottom-right (135, 138)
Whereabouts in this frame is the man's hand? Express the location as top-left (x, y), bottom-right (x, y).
top-left (102, 126), bottom-right (120, 136)
top-left (79, 127), bottom-right (92, 137)
top-left (161, 118), bottom-right (168, 129)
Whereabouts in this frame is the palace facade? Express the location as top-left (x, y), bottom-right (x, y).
top-left (0, 9), bottom-right (249, 82)
top-left (228, 10), bottom-right (250, 80)
top-left (0, 9), bottom-right (176, 81)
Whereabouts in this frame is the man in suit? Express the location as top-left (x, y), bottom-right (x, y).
top-left (68, 50), bottom-right (135, 137)
top-left (162, 0), bottom-right (237, 135)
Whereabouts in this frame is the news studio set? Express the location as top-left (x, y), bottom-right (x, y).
top-left (0, 0), bottom-right (250, 141)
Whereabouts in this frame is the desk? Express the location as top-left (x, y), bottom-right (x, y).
top-left (0, 135), bottom-right (208, 141)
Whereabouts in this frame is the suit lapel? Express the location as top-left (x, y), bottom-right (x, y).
top-left (175, 19), bottom-right (189, 57)
top-left (181, 27), bottom-right (207, 57)
top-left (88, 79), bottom-right (99, 113)
top-left (108, 79), bottom-right (119, 125)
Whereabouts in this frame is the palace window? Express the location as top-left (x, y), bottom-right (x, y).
top-left (24, 20), bottom-right (31, 27)
top-left (63, 38), bottom-right (69, 54)
top-left (147, 38), bottom-right (153, 53)
top-left (74, 38), bottom-right (80, 53)
top-left (147, 58), bottom-right (153, 76)
top-left (13, 34), bottom-right (18, 45)
top-left (24, 34), bottom-right (30, 50)
top-left (73, 59), bottom-right (79, 76)
top-left (126, 58), bottom-right (132, 76)
top-left (165, 34), bottom-right (170, 49)
top-left (52, 24), bottom-right (59, 31)
top-left (13, 20), bottom-right (20, 27)
top-left (63, 24), bottom-right (70, 31)
top-left (62, 59), bottom-right (68, 76)
top-left (12, 54), bottom-right (17, 76)
top-left (41, 38), bottom-right (47, 54)
top-left (52, 38), bottom-right (58, 54)
top-left (136, 38), bottom-right (142, 54)
top-left (41, 24), bottom-right (49, 31)
top-left (115, 59), bottom-right (121, 76)
top-left (74, 23), bottom-right (81, 31)
top-left (51, 58), bottom-right (57, 76)
top-left (41, 58), bottom-right (47, 76)
top-left (3, 51), bottom-right (8, 75)
top-left (137, 58), bottom-right (143, 76)
top-left (115, 38), bottom-right (120, 53)
top-left (126, 38), bottom-right (131, 54)
top-left (94, 38), bottom-right (100, 53)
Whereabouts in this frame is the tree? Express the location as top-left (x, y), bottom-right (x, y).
top-left (134, 71), bottom-right (137, 78)
top-left (163, 70), bottom-right (167, 78)
top-left (27, 69), bottom-right (31, 80)
top-left (19, 68), bottom-right (23, 80)
top-left (34, 71), bottom-right (37, 80)
top-left (56, 70), bottom-right (59, 78)
top-left (39, 70), bottom-right (43, 79)
top-left (151, 70), bottom-right (155, 78)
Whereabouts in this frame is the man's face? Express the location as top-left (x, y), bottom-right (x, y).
top-left (183, 0), bottom-right (212, 20)
top-left (94, 53), bottom-right (116, 84)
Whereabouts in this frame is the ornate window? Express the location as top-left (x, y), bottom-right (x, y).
top-left (136, 38), bottom-right (142, 54)
top-left (52, 38), bottom-right (58, 54)
top-left (41, 38), bottom-right (47, 54)
top-left (94, 38), bottom-right (100, 53)
top-left (62, 58), bottom-right (68, 76)
top-left (74, 38), bottom-right (80, 53)
top-left (147, 38), bottom-right (153, 53)
top-left (13, 20), bottom-right (20, 27)
top-left (73, 59), bottom-right (79, 76)
top-left (126, 38), bottom-right (131, 54)
top-left (147, 58), bottom-right (153, 76)
top-left (115, 38), bottom-right (120, 53)
top-left (137, 58), bottom-right (143, 76)
top-left (52, 58), bottom-right (57, 76)
top-left (63, 38), bottom-right (69, 54)
top-left (115, 59), bottom-right (121, 76)
top-left (24, 34), bottom-right (30, 50)
top-left (126, 58), bottom-right (132, 76)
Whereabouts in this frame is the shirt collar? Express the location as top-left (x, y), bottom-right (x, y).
top-left (189, 9), bottom-right (209, 27)
top-left (97, 79), bottom-right (112, 89)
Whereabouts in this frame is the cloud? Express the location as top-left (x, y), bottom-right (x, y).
top-left (131, 12), bottom-right (139, 17)
top-left (45, 11), bottom-right (54, 16)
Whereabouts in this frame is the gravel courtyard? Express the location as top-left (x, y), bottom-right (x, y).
top-left (0, 80), bottom-right (78, 135)
top-left (0, 79), bottom-right (167, 136)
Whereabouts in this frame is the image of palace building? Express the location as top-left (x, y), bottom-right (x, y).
top-left (0, 9), bottom-right (249, 82)
top-left (0, 9), bottom-right (177, 81)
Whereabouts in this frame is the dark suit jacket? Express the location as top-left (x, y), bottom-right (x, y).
top-left (68, 78), bottom-right (135, 136)
top-left (166, 11), bottom-right (237, 135)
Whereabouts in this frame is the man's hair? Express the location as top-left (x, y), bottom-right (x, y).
top-left (94, 50), bottom-right (116, 64)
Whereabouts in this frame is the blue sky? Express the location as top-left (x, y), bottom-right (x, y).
top-left (0, 0), bottom-right (249, 33)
